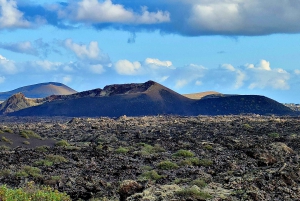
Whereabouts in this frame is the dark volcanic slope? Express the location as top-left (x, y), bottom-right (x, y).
top-left (193, 95), bottom-right (294, 115)
top-left (0, 82), bottom-right (77, 100)
top-left (10, 81), bottom-right (194, 117)
top-left (8, 81), bottom-right (295, 117)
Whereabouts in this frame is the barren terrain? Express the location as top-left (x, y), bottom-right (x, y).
top-left (0, 115), bottom-right (299, 200)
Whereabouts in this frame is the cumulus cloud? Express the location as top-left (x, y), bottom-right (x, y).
top-left (64, 39), bottom-right (110, 64)
top-left (0, 55), bottom-right (18, 74)
top-left (61, 0), bottom-right (170, 24)
top-left (14, 0), bottom-right (300, 36)
top-left (219, 60), bottom-right (290, 90)
top-left (0, 0), bottom-right (30, 29)
top-left (115, 60), bottom-right (141, 75)
top-left (144, 58), bottom-right (172, 68)
top-left (33, 60), bottom-right (62, 71)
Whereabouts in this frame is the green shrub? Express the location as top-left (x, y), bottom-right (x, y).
top-left (45, 154), bottom-right (68, 164)
top-left (179, 157), bottom-right (200, 166)
top-left (23, 141), bottom-right (30, 145)
top-left (139, 143), bottom-right (165, 155)
top-left (20, 130), bottom-right (41, 139)
top-left (198, 159), bottom-right (213, 167)
top-left (190, 179), bottom-right (207, 188)
top-left (157, 160), bottom-right (178, 170)
top-left (1, 136), bottom-right (12, 144)
top-left (0, 145), bottom-right (10, 151)
top-left (115, 147), bottom-right (129, 154)
top-left (173, 149), bottom-right (195, 158)
top-left (34, 160), bottom-right (53, 167)
top-left (0, 181), bottom-right (71, 201)
top-left (3, 128), bottom-right (13, 133)
top-left (55, 140), bottom-right (70, 147)
top-left (35, 146), bottom-right (49, 152)
top-left (175, 187), bottom-right (212, 200)
top-left (139, 170), bottom-right (163, 181)
top-left (243, 124), bottom-right (253, 129)
top-left (268, 132), bottom-right (280, 138)
top-left (203, 144), bottom-right (213, 150)
top-left (0, 169), bottom-right (11, 177)
top-left (23, 166), bottom-right (41, 178)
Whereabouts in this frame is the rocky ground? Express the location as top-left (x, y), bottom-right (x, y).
top-left (0, 115), bottom-right (299, 200)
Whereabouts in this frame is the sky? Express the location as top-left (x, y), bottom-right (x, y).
top-left (0, 0), bottom-right (300, 103)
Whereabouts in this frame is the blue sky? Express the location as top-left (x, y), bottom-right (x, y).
top-left (0, 0), bottom-right (300, 103)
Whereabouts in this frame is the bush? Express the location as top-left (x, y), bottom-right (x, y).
top-left (35, 146), bottom-right (49, 152)
top-left (268, 132), bottom-right (280, 138)
top-left (55, 140), bottom-right (70, 147)
top-left (45, 154), bottom-right (68, 164)
top-left (1, 136), bottom-right (12, 144)
top-left (157, 160), bottom-right (178, 170)
top-left (175, 186), bottom-right (212, 200)
top-left (0, 145), bottom-right (10, 151)
top-left (0, 169), bottom-right (11, 177)
top-left (190, 179), bottom-right (207, 188)
top-left (20, 130), bottom-right (41, 139)
top-left (179, 157), bottom-right (200, 166)
top-left (198, 159), bottom-right (213, 167)
top-left (3, 128), bottom-right (13, 133)
top-left (203, 144), bottom-right (213, 150)
top-left (173, 149), bottom-right (195, 158)
top-left (139, 143), bottom-right (165, 155)
top-left (139, 170), bottom-right (163, 181)
top-left (16, 166), bottom-right (41, 178)
top-left (115, 147), bottom-right (129, 154)
top-left (23, 141), bottom-right (30, 145)
top-left (34, 160), bottom-right (53, 167)
top-left (0, 181), bottom-right (71, 201)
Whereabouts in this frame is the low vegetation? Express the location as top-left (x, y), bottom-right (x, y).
top-left (175, 186), bottom-right (212, 200)
top-left (139, 170), bottom-right (163, 181)
top-left (173, 149), bottom-right (195, 157)
top-left (157, 160), bottom-right (178, 170)
top-left (0, 181), bottom-right (71, 201)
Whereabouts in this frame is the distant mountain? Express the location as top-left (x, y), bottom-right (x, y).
top-left (183, 91), bottom-right (221, 99)
top-left (7, 80), bottom-right (296, 117)
top-left (10, 81), bottom-right (194, 117)
top-left (0, 82), bottom-right (77, 100)
top-left (0, 93), bottom-right (42, 114)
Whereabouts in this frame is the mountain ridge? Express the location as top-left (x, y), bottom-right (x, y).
top-left (4, 80), bottom-right (295, 117)
top-left (0, 82), bottom-right (77, 100)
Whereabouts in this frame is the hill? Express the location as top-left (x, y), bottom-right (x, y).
top-left (0, 82), bottom-right (77, 100)
top-left (7, 80), bottom-right (295, 117)
top-left (183, 91), bottom-right (221, 99)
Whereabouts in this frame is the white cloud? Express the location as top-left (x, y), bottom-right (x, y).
top-left (65, 0), bottom-right (170, 24)
top-left (0, 0), bottom-right (30, 29)
top-left (221, 64), bottom-right (235, 71)
top-left (0, 41), bottom-right (37, 55)
top-left (34, 60), bottom-right (62, 71)
top-left (115, 60), bottom-right (141, 75)
top-left (64, 39), bottom-right (110, 63)
top-left (65, 39), bottom-right (99, 59)
top-left (182, 0), bottom-right (300, 35)
top-left (145, 58), bottom-right (172, 68)
top-left (90, 64), bottom-right (105, 74)
top-left (0, 55), bottom-right (7, 61)
top-left (0, 55), bottom-right (18, 74)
